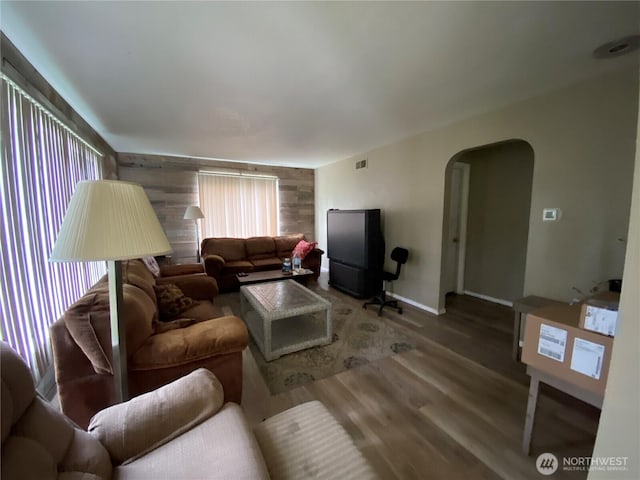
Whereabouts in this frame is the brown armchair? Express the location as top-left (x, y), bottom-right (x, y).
top-left (50, 259), bottom-right (248, 429)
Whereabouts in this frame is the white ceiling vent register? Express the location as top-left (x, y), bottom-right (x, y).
top-left (355, 159), bottom-right (368, 170)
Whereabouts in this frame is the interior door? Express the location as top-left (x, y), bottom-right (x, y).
top-left (443, 163), bottom-right (469, 294)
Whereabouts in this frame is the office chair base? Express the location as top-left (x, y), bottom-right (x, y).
top-left (363, 294), bottom-right (403, 317)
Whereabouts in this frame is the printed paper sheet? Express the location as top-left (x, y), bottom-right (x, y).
top-left (537, 323), bottom-right (567, 362)
top-left (570, 338), bottom-right (605, 379)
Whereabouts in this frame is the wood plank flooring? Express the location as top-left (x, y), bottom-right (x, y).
top-left (241, 276), bottom-right (600, 479)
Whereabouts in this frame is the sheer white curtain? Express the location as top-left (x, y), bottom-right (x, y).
top-left (198, 173), bottom-right (278, 238)
top-left (0, 73), bottom-right (106, 382)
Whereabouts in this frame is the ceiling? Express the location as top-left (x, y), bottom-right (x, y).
top-left (1, 1), bottom-right (638, 168)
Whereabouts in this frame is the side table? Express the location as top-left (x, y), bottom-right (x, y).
top-left (522, 366), bottom-right (603, 455)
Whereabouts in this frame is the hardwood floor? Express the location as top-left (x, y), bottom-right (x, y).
top-left (241, 276), bottom-right (600, 479)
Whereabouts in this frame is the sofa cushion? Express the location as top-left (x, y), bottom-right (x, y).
top-left (89, 369), bottom-right (225, 466)
top-left (157, 274), bottom-right (218, 300)
top-left (293, 239), bottom-right (318, 260)
top-left (274, 234), bottom-right (304, 258)
top-left (113, 403), bottom-right (270, 479)
top-left (180, 301), bottom-right (218, 321)
top-left (122, 283), bottom-right (157, 354)
top-left (251, 257), bottom-right (283, 271)
top-left (254, 401), bottom-right (377, 480)
top-left (1, 436), bottom-right (56, 479)
top-left (123, 260), bottom-right (158, 307)
top-left (223, 260), bottom-right (255, 275)
top-left (1, 343), bottom-right (37, 431)
top-left (201, 238), bottom-right (247, 262)
top-left (13, 397), bottom-right (74, 464)
top-left (246, 237), bottom-right (276, 260)
top-left (2, 344), bottom-right (112, 480)
top-left (154, 284), bottom-right (199, 321)
top-left (129, 316), bottom-right (248, 370)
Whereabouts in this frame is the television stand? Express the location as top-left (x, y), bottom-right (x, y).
top-left (328, 260), bottom-right (380, 299)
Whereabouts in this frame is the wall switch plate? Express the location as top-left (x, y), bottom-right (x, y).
top-left (543, 208), bottom-right (561, 221)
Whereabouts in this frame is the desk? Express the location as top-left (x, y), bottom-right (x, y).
top-left (512, 296), bottom-right (563, 361)
top-left (522, 366), bottom-right (604, 455)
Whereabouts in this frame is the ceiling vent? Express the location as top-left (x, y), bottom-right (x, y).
top-left (593, 35), bottom-right (640, 59)
top-left (355, 159), bottom-right (368, 170)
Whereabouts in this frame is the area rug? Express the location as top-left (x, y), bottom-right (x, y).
top-left (216, 287), bottom-right (415, 394)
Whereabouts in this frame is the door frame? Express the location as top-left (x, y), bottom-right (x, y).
top-left (452, 162), bottom-right (470, 294)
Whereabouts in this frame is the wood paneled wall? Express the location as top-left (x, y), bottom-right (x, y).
top-left (117, 153), bottom-right (315, 263)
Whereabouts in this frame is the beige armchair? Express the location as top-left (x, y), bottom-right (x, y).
top-left (1, 342), bottom-right (269, 479)
top-left (2, 342), bottom-right (378, 480)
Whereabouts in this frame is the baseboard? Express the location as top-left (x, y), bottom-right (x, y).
top-left (386, 291), bottom-right (444, 315)
top-left (463, 290), bottom-right (513, 307)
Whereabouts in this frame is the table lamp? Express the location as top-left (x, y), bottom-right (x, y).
top-left (184, 205), bottom-right (205, 262)
top-left (50, 180), bottom-right (171, 402)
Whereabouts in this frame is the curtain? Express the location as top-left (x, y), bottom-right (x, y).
top-left (0, 74), bottom-right (106, 382)
top-left (198, 173), bottom-right (278, 238)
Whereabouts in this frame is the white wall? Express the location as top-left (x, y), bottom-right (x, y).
top-left (316, 66), bottom-right (638, 312)
top-left (589, 72), bottom-right (640, 479)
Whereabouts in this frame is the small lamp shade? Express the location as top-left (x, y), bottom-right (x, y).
top-left (184, 206), bottom-right (204, 220)
top-left (50, 180), bottom-right (172, 261)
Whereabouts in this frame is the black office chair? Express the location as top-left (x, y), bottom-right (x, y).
top-left (363, 247), bottom-right (409, 316)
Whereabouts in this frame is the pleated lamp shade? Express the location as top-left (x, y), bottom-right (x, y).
top-left (50, 180), bottom-right (172, 261)
top-left (183, 206), bottom-right (204, 220)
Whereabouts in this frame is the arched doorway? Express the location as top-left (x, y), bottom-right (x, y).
top-left (440, 139), bottom-right (534, 310)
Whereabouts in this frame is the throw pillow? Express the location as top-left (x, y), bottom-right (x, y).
top-left (292, 239), bottom-right (317, 260)
top-left (153, 284), bottom-right (199, 321)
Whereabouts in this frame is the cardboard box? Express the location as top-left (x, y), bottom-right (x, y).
top-left (579, 291), bottom-right (620, 337)
top-left (522, 303), bottom-right (613, 396)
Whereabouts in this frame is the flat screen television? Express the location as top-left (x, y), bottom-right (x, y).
top-left (327, 209), bottom-right (383, 269)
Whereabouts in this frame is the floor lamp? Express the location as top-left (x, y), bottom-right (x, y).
top-left (50, 180), bottom-right (171, 402)
top-left (184, 206), bottom-right (204, 262)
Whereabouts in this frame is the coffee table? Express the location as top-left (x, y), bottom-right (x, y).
top-left (240, 280), bottom-right (332, 361)
top-left (237, 268), bottom-right (314, 286)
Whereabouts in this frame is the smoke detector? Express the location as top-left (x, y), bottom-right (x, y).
top-left (593, 35), bottom-right (640, 59)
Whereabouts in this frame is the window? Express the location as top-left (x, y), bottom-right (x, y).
top-left (0, 73), bottom-right (106, 383)
top-left (198, 172), bottom-right (279, 238)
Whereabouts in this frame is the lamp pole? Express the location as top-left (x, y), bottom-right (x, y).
top-left (194, 220), bottom-right (201, 262)
top-left (108, 260), bottom-right (127, 401)
top-left (184, 206), bottom-right (205, 263)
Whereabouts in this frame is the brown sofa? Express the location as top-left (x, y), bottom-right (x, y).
top-left (49, 259), bottom-right (248, 429)
top-left (201, 234), bottom-right (324, 292)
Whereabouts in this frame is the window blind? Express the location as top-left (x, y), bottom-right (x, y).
top-left (1, 73), bottom-right (106, 382)
top-left (198, 172), bottom-right (279, 238)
